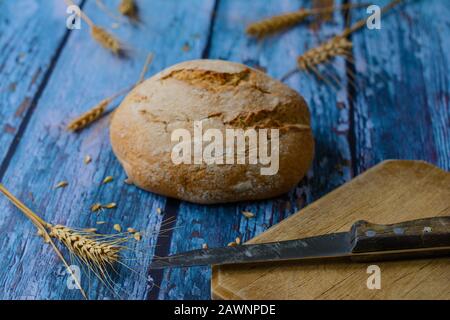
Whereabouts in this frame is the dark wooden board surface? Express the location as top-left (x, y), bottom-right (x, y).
top-left (0, 0), bottom-right (448, 299)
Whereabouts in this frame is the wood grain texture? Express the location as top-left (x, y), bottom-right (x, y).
top-left (350, 0), bottom-right (450, 172)
top-left (157, 0), bottom-right (354, 300)
top-left (212, 160), bottom-right (450, 300)
top-left (0, 0), bottom-right (81, 170)
top-left (0, 0), bottom-right (448, 300)
top-left (0, 0), bottom-right (216, 299)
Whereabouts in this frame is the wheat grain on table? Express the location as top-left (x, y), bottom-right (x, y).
top-left (0, 0), bottom-right (448, 300)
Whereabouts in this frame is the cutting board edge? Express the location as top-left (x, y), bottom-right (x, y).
top-left (211, 160), bottom-right (450, 300)
top-left (247, 159), bottom-right (447, 244)
top-left (211, 266), bottom-right (242, 300)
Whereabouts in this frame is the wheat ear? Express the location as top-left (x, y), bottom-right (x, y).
top-left (0, 184), bottom-right (133, 298)
top-left (247, 10), bottom-right (310, 37)
top-left (0, 184), bottom-right (87, 298)
top-left (66, 89), bottom-right (129, 132)
top-left (119, 0), bottom-right (139, 20)
top-left (298, 36), bottom-right (353, 70)
top-left (90, 26), bottom-right (122, 55)
top-left (67, 98), bottom-right (111, 132)
top-left (246, 3), bottom-right (370, 37)
top-left (67, 53), bottom-right (154, 132)
top-left (297, 0), bottom-right (403, 71)
top-left (65, 0), bottom-right (123, 55)
top-left (49, 226), bottom-right (127, 276)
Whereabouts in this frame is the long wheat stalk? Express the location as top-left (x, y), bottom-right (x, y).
top-left (0, 184), bottom-right (130, 299)
top-left (67, 53), bottom-right (154, 132)
top-left (246, 3), bottom-right (369, 37)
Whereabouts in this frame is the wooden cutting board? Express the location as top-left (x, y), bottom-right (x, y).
top-left (211, 160), bottom-right (450, 300)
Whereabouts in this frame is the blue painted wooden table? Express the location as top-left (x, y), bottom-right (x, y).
top-left (0, 0), bottom-right (448, 300)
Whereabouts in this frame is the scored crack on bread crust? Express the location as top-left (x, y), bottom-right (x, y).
top-left (110, 59), bottom-right (314, 204)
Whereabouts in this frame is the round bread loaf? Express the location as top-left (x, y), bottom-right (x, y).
top-left (110, 60), bottom-right (314, 204)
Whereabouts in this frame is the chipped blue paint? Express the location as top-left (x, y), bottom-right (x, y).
top-left (0, 0), bottom-right (448, 300)
top-left (351, 0), bottom-right (450, 172)
top-left (158, 0), bottom-right (354, 300)
top-left (0, 0), bottom-right (216, 300)
top-left (0, 0), bottom-right (82, 168)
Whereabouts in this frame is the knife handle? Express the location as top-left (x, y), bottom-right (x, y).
top-left (350, 216), bottom-right (450, 259)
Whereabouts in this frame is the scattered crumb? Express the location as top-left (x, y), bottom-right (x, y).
top-left (127, 227), bottom-right (137, 233)
top-left (55, 181), bottom-right (68, 189)
top-left (96, 221), bottom-right (106, 225)
top-left (103, 176), bottom-right (114, 184)
top-left (202, 243), bottom-right (208, 249)
top-left (228, 242), bottom-right (237, 247)
top-left (156, 208), bottom-right (162, 215)
top-left (242, 211), bottom-right (255, 219)
top-left (84, 228), bottom-right (97, 233)
top-left (102, 202), bottom-right (117, 209)
top-left (134, 232), bottom-right (142, 241)
top-left (91, 203), bottom-right (102, 212)
top-left (84, 155), bottom-right (92, 164)
top-left (235, 237), bottom-right (241, 245)
top-left (113, 224), bottom-right (122, 232)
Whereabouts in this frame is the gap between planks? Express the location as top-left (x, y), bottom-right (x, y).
top-left (146, 0), bottom-right (221, 299)
top-left (0, 0), bottom-right (88, 182)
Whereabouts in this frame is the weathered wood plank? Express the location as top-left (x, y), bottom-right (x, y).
top-left (0, 0), bottom-right (81, 171)
top-left (350, 0), bottom-right (450, 172)
top-left (1, 0), bottom-right (446, 301)
top-left (158, 0), bottom-right (354, 300)
top-left (0, 0), bottom-right (216, 300)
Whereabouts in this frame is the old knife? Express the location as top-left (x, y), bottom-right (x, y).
top-left (150, 216), bottom-right (450, 269)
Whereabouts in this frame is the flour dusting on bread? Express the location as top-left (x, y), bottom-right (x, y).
top-left (110, 60), bottom-right (314, 204)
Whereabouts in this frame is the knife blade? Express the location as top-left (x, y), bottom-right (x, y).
top-left (151, 232), bottom-right (351, 269)
top-left (150, 216), bottom-right (450, 269)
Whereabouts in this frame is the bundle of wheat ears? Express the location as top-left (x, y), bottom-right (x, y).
top-left (0, 184), bottom-right (131, 299)
top-left (247, 0), bottom-right (404, 84)
top-left (67, 53), bottom-right (154, 132)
